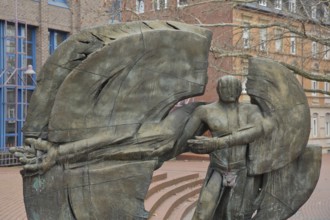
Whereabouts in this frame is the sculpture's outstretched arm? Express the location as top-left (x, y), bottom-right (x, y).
top-left (188, 114), bottom-right (273, 154)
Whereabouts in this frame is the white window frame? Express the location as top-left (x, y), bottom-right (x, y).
top-left (258, 0), bottom-right (267, 6)
top-left (155, 0), bottom-right (168, 10)
top-left (274, 0), bottom-right (282, 10)
top-left (312, 80), bottom-right (318, 96)
top-left (311, 6), bottom-right (317, 19)
top-left (177, 0), bottom-right (188, 7)
top-left (326, 113), bottom-right (330, 136)
top-left (289, 0), bottom-right (296, 13)
top-left (324, 7), bottom-right (329, 22)
top-left (260, 28), bottom-right (267, 52)
top-left (274, 29), bottom-right (282, 52)
top-left (312, 114), bottom-right (318, 137)
top-left (324, 45), bottom-right (330, 60)
top-left (312, 41), bottom-right (318, 58)
top-left (290, 33), bottom-right (296, 54)
top-left (325, 82), bottom-right (329, 97)
top-left (242, 27), bottom-right (250, 49)
top-left (136, 0), bottom-right (144, 14)
top-left (8, 108), bottom-right (15, 123)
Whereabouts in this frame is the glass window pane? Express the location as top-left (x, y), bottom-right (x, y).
top-left (5, 65), bottom-right (16, 84)
top-left (6, 40), bottom-right (16, 53)
top-left (6, 136), bottom-right (16, 147)
top-left (27, 28), bottom-right (33, 41)
top-left (7, 90), bottom-right (16, 103)
top-left (27, 43), bottom-right (33, 56)
top-left (6, 23), bottom-right (16, 36)
top-left (6, 122), bottom-right (16, 134)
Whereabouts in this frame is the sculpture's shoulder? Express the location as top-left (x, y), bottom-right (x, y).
top-left (239, 102), bottom-right (261, 115)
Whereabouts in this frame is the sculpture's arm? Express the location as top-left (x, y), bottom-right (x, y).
top-left (188, 113), bottom-right (273, 154)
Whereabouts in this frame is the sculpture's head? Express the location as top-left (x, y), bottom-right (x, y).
top-left (217, 75), bottom-right (242, 103)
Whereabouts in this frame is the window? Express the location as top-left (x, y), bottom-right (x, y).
top-left (290, 34), bottom-right (296, 54)
top-left (325, 82), bottom-right (329, 97)
top-left (312, 41), bottom-right (318, 58)
top-left (136, 0), bottom-right (144, 13)
top-left (312, 113), bottom-right (318, 137)
top-left (178, 0), bottom-right (188, 7)
top-left (0, 21), bottom-right (36, 149)
top-left (154, 0), bottom-right (168, 10)
top-left (274, 0), bottom-right (282, 10)
top-left (326, 113), bottom-right (330, 136)
top-left (324, 6), bottom-right (329, 23)
top-left (258, 0), bottom-right (267, 6)
top-left (324, 45), bottom-right (330, 60)
top-left (109, 0), bottom-right (122, 23)
top-left (289, 0), bottom-right (296, 13)
top-left (49, 0), bottom-right (66, 2)
top-left (312, 80), bottom-right (318, 96)
top-left (311, 6), bottom-right (317, 19)
top-left (49, 29), bottom-right (68, 54)
top-left (48, 0), bottom-right (68, 8)
top-left (242, 26), bottom-right (250, 49)
top-left (260, 28), bottom-right (267, 51)
top-left (274, 29), bottom-right (283, 52)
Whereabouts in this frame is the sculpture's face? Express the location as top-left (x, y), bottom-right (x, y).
top-left (217, 76), bottom-right (242, 103)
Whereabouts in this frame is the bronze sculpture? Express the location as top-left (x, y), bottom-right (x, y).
top-left (10, 21), bottom-right (321, 220)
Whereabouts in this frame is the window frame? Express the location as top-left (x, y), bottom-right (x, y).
top-left (274, 0), bottom-right (282, 10)
top-left (154, 0), bottom-right (168, 10)
top-left (311, 80), bottom-right (318, 96)
top-left (242, 26), bottom-right (250, 49)
top-left (290, 33), bottom-right (296, 55)
top-left (48, 0), bottom-right (68, 8)
top-left (311, 5), bottom-right (317, 19)
top-left (289, 0), bottom-right (296, 13)
top-left (259, 28), bottom-right (267, 52)
top-left (312, 41), bottom-right (318, 58)
top-left (136, 0), bottom-right (145, 13)
top-left (312, 113), bottom-right (318, 137)
top-left (258, 0), bottom-right (267, 6)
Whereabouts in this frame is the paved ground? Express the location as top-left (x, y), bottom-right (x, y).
top-left (0, 154), bottom-right (329, 220)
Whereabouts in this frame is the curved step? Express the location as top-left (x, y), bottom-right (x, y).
top-left (146, 173), bottom-right (199, 200)
top-left (151, 172), bottom-right (167, 183)
top-left (164, 185), bottom-right (202, 220)
top-left (181, 200), bottom-right (198, 220)
top-left (146, 177), bottom-right (203, 219)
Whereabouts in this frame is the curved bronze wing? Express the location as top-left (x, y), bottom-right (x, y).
top-left (247, 58), bottom-right (321, 220)
top-left (246, 57), bottom-right (311, 175)
top-left (23, 21), bottom-right (212, 145)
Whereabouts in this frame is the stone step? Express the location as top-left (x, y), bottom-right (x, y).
top-left (146, 173), bottom-right (199, 200)
top-left (163, 186), bottom-right (201, 220)
top-left (146, 174), bottom-right (203, 220)
top-left (151, 172), bottom-right (167, 183)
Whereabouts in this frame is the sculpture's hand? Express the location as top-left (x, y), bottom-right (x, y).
top-left (188, 136), bottom-right (218, 154)
top-left (10, 138), bottom-right (59, 174)
top-left (188, 136), bottom-right (230, 154)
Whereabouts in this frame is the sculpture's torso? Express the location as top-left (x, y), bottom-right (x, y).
top-left (200, 102), bottom-right (254, 173)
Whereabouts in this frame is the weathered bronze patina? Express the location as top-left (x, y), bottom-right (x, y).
top-left (10, 21), bottom-right (321, 220)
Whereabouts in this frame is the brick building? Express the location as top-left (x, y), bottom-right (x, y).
top-left (0, 0), bottom-right (329, 165)
top-left (123, 0), bottom-right (330, 153)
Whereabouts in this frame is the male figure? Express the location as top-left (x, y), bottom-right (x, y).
top-left (187, 75), bottom-right (272, 220)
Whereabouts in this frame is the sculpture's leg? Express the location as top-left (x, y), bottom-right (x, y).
top-left (192, 169), bottom-right (223, 220)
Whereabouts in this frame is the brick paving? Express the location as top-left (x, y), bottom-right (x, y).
top-left (0, 155), bottom-right (329, 220)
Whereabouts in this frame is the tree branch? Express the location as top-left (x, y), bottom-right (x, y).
top-left (280, 62), bottom-right (330, 82)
